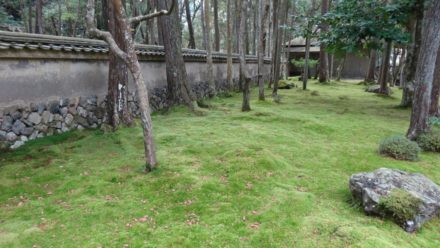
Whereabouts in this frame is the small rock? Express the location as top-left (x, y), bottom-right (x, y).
top-left (21, 127), bottom-right (34, 136)
top-left (6, 132), bottom-right (17, 142)
top-left (10, 140), bottom-right (24, 149)
top-left (41, 111), bottom-right (54, 124)
top-left (60, 107), bottom-right (68, 117)
top-left (0, 130), bottom-right (6, 141)
top-left (65, 114), bottom-right (74, 126)
top-left (1, 116), bottom-right (13, 131)
top-left (20, 136), bottom-right (28, 142)
top-left (28, 112), bottom-right (42, 125)
top-left (29, 131), bottom-right (39, 140)
top-left (37, 103), bottom-right (46, 114)
top-left (59, 98), bottom-right (69, 107)
top-left (77, 106), bottom-right (88, 118)
top-left (48, 100), bottom-right (60, 114)
top-left (11, 111), bottom-right (22, 120)
top-left (12, 120), bottom-right (26, 135)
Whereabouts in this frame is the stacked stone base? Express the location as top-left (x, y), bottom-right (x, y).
top-left (0, 81), bottom-right (221, 149)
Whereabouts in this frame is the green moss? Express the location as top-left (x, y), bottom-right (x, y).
top-left (417, 128), bottom-right (440, 152)
top-left (379, 136), bottom-right (421, 161)
top-left (1, 80), bottom-right (439, 247)
top-left (379, 189), bottom-right (422, 223)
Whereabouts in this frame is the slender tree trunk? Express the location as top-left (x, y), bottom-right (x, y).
top-left (226, 0), bottom-right (233, 90)
top-left (268, 0), bottom-right (279, 89)
top-left (407, 0), bottom-right (440, 140)
top-left (336, 55), bottom-right (346, 82)
top-left (239, 0), bottom-right (251, 111)
top-left (107, 0), bottom-right (133, 128)
top-left (155, 0), bottom-right (164, 45)
top-left (390, 46), bottom-right (398, 87)
top-left (378, 41), bottom-right (392, 95)
top-left (365, 50), bottom-right (377, 82)
top-left (158, 0), bottom-right (197, 109)
top-left (57, 0), bottom-right (62, 35)
top-left (272, 0), bottom-right (288, 98)
top-left (318, 0), bottom-right (329, 83)
top-left (200, 1), bottom-right (207, 50)
top-left (213, 0), bottom-right (220, 51)
top-left (184, 0), bottom-right (196, 49)
top-left (28, 0), bottom-right (33, 33)
top-left (35, 0), bottom-right (43, 34)
top-left (303, 36), bottom-right (311, 90)
top-left (401, 0), bottom-right (424, 107)
top-left (430, 48), bottom-right (440, 117)
top-left (71, 0), bottom-right (82, 36)
top-left (258, 0), bottom-right (270, 101)
top-left (203, 0), bottom-right (216, 94)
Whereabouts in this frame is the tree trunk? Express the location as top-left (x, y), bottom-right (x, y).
top-left (35, 0), bottom-right (43, 34)
top-left (226, 0), bottom-right (233, 90)
top-left (258, 0), bottom-right (270, 101)
top-left (318, 0), bottom-right (329, 83)
top-left (365, 50), bottom-right (376, 83)
top-left (390, 46), bottom-right (398, 87)
top-left (157, 0), bottom-right (197, 109)
top-left (378, 41), bottom-right (392, 95)
top-left (401, 0), bottom-right (424, 107)
top-left (213, 0), bottom-right (220, 51)
top-left (107, 0), bottom-right (133, 128)
top-left (303, 36), bottom-right (311, 90)
top-left (336, 55), bottom-right (346, 82)
top-left (57, 0), bottom-right (62, 35)
top-left (329, 54), bottom-right (334, 80)
top-left (184, 0), bottom-right (196, 49)
top-left (203, 0), bottom-right (216, 94)
top-left (407, 0), bottom-right (440, 140)
top-left (430, 47), bottom-right (440, 117)
top-left (27, 0), bottom-right (33, 33)
top-left (155, 0), bottom-right (164, 45)
top-left (268, 0), bottom-right (279, 89)
top-left (239, 0), bottom-right (251, 112)
top-left (146, 0), bottom-right (157, 45)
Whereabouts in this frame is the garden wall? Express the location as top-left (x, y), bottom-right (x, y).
top-left (0, 31), bottom-right (271, 149)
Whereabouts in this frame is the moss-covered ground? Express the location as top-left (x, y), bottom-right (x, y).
top-left (1, 80), bottom-right (439, 247)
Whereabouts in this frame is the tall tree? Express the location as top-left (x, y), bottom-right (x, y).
top-left (318, 0), bottom-right (329, 83)
top-left (378, 41), bottom-right (392, 95)
top-left (157, 0), bottom-right (198, 109)
top-left (86, 0), bottom-right (175, 171)
top-left (258, 0), bottom-right (270, 101)
top-left (203, 0), bottom-right (216, 94)
top-left (271, 0), bottom-right (289, 98)
top-left (226, 0), bottom-right (233, 89)
top-left (107, 0), bottom-right (133, 128)
top-left (34, 0), bottom-right (43, 34)
top-left (184, 0), bottom-right (196, 48)
top-left (269, 0), bottom-right (279, 90)
top-left (213, 0), bottom-right (220, 51)
top-left (239, 0), bottom-right (251, 111)
top-left (407, 0), bottom-right (440, 140)
top-left (401, 0), bottom-right (424, 107)
top-left (365, 50), bottom-right (377, 82)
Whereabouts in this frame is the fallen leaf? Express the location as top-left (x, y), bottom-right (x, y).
top-left (249, 222), bottom-right (260, 229)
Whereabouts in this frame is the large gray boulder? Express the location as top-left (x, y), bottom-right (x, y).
top-left (349, 168), bottom-right (440, 232)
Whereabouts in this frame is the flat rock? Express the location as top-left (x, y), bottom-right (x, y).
top-left (350, 168), bottom-right (440, 232)
top-left (28, 112), bottom-right (42, 125)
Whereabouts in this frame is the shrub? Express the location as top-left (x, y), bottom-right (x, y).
top-left (417, 129), bottom-right (440, 152)
top-left (429, 117), bottom-right (440, 127)
top-left (379, 189), bottom-right (422, 224)
top-left (379, 136), bottom-right (421, 161)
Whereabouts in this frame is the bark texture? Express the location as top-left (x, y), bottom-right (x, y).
top-left (318, 0), bottom-right (329, 83)
top-left (203, 0), bottom-right (216, 94)
top-left (407, 1), bottom-right (440, 139)
top-left (430, 47), bottom-right (440, 117)
top-left (157, 0), bottom-right (196, 109)
top-left (378, 41), bottom-right (392, 95)
top-left (239, 0), bottom-right (251, 111)
top-left (258, 0), bottom-right (270, 101)
top-left (35, 0), bottom-right (43, 34)
top-left (184, 0), bottom-right (196, 49)
top-left (365, 50), bottom-right (377, 82)
top-left (226, 0), bottom-right (233, 90)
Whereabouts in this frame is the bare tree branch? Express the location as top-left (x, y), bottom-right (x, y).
top-left (86, 0), bottom-right (129, 63)
top-left (129, 0), bottom-right (176, 24)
